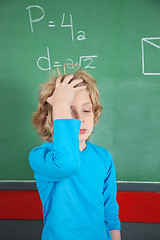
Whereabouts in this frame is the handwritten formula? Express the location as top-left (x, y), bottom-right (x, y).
top-left (26, 5), bottom-right (98, 71)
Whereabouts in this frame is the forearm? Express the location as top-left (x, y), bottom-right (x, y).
top-left (29, 119), bottom-right (81, 180)
top-left (53, 104), bottom-right (72, 120)
top-left (110, 230), bottom-right (121, 240)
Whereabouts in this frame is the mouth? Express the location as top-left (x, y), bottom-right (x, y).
top-left (80, 129), bottom-right (87, 134)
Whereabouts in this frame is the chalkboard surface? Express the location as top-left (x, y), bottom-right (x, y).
top-left (0, 0), bottom-right (160, 181)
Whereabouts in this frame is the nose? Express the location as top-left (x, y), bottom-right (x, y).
top-left (75, 113), bottom-right (84, 122)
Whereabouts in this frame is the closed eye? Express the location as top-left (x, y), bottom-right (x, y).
top-left (71, 110), bottom-right (91, 114)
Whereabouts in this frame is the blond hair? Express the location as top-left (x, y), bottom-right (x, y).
top-left (32, 69), bottom-right (103, 142)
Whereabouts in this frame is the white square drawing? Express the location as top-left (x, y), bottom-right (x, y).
top-left (141, 37), bottom-right (160, 75)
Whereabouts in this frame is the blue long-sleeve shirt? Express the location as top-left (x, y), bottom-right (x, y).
top-left (29, 119), bottom-right (121, 240)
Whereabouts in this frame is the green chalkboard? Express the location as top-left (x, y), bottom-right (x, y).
top-left (0, 0), bottom-right (160, 181)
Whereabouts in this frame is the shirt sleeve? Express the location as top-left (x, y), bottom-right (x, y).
top-left (103, 150), bottom-right (121, 231)
top-left (29, 119), bottom-right (81, 181)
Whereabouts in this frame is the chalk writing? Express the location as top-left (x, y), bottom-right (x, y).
top-left (26, 6), bottom-right (86, 41)
top-left (48, 21), bottom-right (55, 28)
top-left (26, 5), bottom-right (45, 33)
top-left (26, 5), bottom-right (96, 71)
top-left (37, 47), bottom-right (97, 71)
top-left (61, 13), bottom-right (74, 41)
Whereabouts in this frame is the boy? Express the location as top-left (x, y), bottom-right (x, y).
top-left (29, 69), bottom-right (121, 240)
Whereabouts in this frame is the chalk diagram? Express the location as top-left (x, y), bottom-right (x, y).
top-left (142, 37), bottom-right (160, 75)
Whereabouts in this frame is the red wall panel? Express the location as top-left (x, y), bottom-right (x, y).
top-left (0, 190), bottom-right (160, 223)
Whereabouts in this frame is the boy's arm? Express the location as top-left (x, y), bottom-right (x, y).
top-left (110, 230), bottom-right (121, 240)
top-left (52, 103), bottom-right (72, 120)
top-left (103, 150), bottom-right (121, 236)
top-left (29, 118), bottom-right (81, 181)
top-left (29, 75), bottom-right (86, 181)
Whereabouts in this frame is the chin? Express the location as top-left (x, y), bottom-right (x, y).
top-left (79, 134), bottom-right (90, 142)
top-left (79, 137), bottom-right (86, 142)
top-left (79, 134), bottom-right (86, 141)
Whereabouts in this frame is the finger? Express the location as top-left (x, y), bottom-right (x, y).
top-left (56, 75), bottom-right (63, 84)
top-left (56, 66), bottom-right (61, 76)
top-left (74, 85), bottom-right (87, 92)
top-left (69, 79), bottom-right (83, 88)
top-left (63, 74), bottom-right (74, 84)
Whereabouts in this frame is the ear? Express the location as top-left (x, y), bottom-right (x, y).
top-left (46, 95), bottom-right (53, 105)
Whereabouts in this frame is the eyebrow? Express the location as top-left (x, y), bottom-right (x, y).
top-left (71, 102), bottom-right (92, 107)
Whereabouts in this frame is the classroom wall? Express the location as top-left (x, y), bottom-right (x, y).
top-left (0, 182), bottom-right (160, 240)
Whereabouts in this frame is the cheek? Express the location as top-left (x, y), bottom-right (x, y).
top-left (87, 114), bottom-right (94, 126)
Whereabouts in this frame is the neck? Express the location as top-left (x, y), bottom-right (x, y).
top-left (79, 141), bottom-right (86, 151)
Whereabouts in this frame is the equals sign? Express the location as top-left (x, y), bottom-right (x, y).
top-left (48, 21), bottom-right (55, 27)
top-left (54, 62), bottom-right (61, 67)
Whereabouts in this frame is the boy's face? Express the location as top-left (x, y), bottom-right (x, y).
top-left (70, 89), bottom-right (94, 143)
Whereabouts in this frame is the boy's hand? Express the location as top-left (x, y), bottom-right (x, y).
top-left (47, 74), bottom-right (86, 108)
